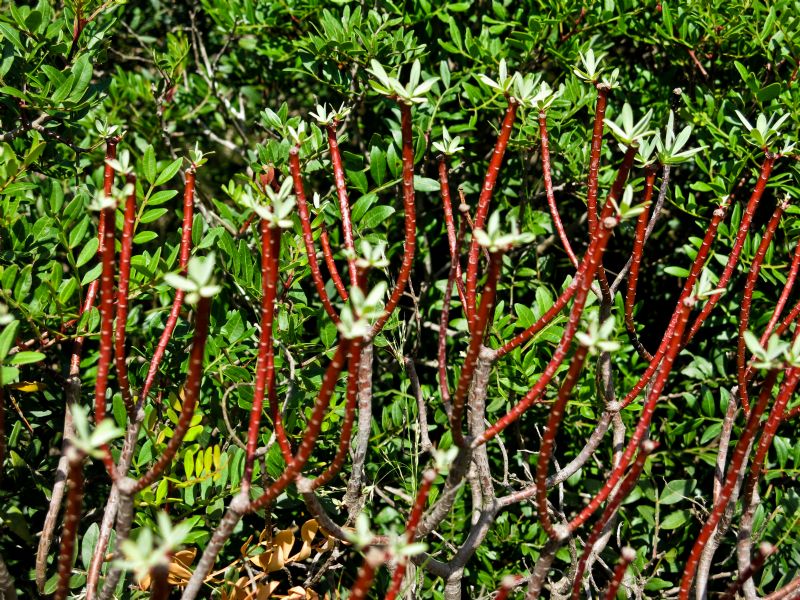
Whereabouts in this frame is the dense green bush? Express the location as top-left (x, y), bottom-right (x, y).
top-left (1, 1), bottom-right (800, 598)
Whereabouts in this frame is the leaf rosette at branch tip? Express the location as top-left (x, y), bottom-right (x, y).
top-left (735, 110), bottom-right (791, 150)
top-left (604, 103), bottom-right (656, 148)
top-left (476, 58), bottom-right (517, 95)
top-left (68, 404), bottom-right (124, 459)
top-left (353, 239), bottom-right (389, 270)
top-left (115, 512), bottom-right (192, 584)
top-left (94, 119), bottom-right (121, 139)
top-left (309, 102), bottom-right (351, 125)
top-left (432, 125), bottom-right (464, 156)
top-left (89, 182), bottom-right (133, 211)
top-left (575, 313), bottom-right (620, 355)
top-left (163, 253), bottom-right (221, 304)
top-left (573, 48), bottom-right (619, 88)
top-left (473, 211), bottom-right (535, 253)
top-left (610, 185), bottom-right (648, 221)
top-left (337, 282), bottom-right (387, 339)
top-left (744, 331), bottom-right (800, 369)
top-left (367, 59), bottom-right (439, 105)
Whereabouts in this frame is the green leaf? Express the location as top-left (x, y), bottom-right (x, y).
top-left (664, 266), bottom-right (690, 278)
top-left (8, 351), bottom-right (45, 365)
top-left (133, 231), bottom-right (159, 244)
top-left (51, 74), bottom-right (75, 104)
top-left (659, 479), bottom-right (695, 505)
top-left (361, 205), bottom-right (395, 229)
top-left (154, 158), bottom-right (184, 186)
top-left (0, 320), bottom-right (19, 361)
top-left (140, 208), bottom-right (168, 224)
top-left (68, 54), bottom-right (93, 103)
top-left (142, 145), bottom-right (157, 184)
top-left (76, 238), bottom-right (99, 268)
top-left (413, 176), bottom-right (440, 192)
top-left (370, 147), bottom-right (386, 186)
top-left (81, 262), bottom-right (103, 286)
top-left (660, 509), bottom-right (689, 529)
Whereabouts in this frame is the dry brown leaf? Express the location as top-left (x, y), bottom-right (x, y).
top-left (287, 519), bottom-right (319, 563)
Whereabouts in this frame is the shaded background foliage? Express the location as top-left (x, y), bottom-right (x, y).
top-left (1, 0), bottom-right (800, 597)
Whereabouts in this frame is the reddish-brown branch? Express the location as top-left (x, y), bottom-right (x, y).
top-left (371, 102), bottom-right (418, 336)
top-left (69, 138), bottom-right (118, 328)
top-left (465, 98), bottom-right (519, 309)
top-left (624, 167), bottom-right (656, 362)
top-left (603, 547), bottom-right (637, 600)
top-left (326, 122), bottom-right (359, 288)
top-left (54, 450), bottom-right (84, 600)
top-left (438, 157), bottom-right (471, 324)
top-left (722, 543), bottom-right (775, 600)
top-left (571, 442), bottom-right (656, 599)
top-left (586, 85), bottom-right (610, 236)
top-left (384, 469), bottom-right (436, 600)
top-left (450, 252), bottom-right (503, 447)
top-left (288, 148), bottom-right (340, 323)
top-left (684, 153), bottom-right (777, 345)
top-left (539, 111), bottom-right (579, 268)
top-left (319, 224), bottom-right (349, 301)
top-left (243, 221), bottom-right (288, 492)
top-left (536, 346), bottom-right (589, 538)
top-left (311, 340), bottom-right (362, 489)
top-left (114, 174), bottom-right (137, 417)
top-left (438, 216), bottom-right (468, 414)
top-left (737, 200), bottom-right (786, 413)
top-left (618, 202), bottom-right (727, 410)
top-left (95, 202), bottom-right (119, 480)
top-left (139, 168), bottom-right (197, 404)
top-left (569, 297), bottom-right (694, 532)
top-left (678, 370), bottom-right (780, 599)
top-left (760, 235), bottom-right (800, 344)
top-left (477, 207), bottom-right (618, 447)
top-left (133, 296), bottom-right (212, 493)
top-left (249, 342), bottom-right (349, 512)
top-left (349, 550), bottom-right (383, 600)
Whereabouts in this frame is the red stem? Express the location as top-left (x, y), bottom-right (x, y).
top-left (288, 147), bottom-right (340, 323)
top-left (684, 153), bottom-right (777, 345)
top-left (760, 235), bottom-right (800, 344)
top-left (311, 340), bottom-right (362, 489)
top-left (571, 443), bottom-right (656, 599)
top-left (72, 138), bottom-right (118, 326)
top-left (319, 224), bottom-right (349, 300)
top-left (720, 543), bottom-right (775, 600)
top-left (536, 346), bottom-right (589, 538)
top-left (139, 168), bottom-right (197, 404)
top-left (603, 547), bottom-right (637, 600)
top-left (569, 296), bottom-right (694, 531)
top-left (384, 469), bottom-right (436, 600)
top-left (95, 202), bottom-right (118, 480)
top-left (737, 200), bottom-right (786, 413)
top-left (678, 370), bottom-right (780, 599)
top-left (54, 451), bottom-right (84, 600)
top-left (371, 102), bottom-right (417, 336)
top-left (326, 122), bottom-right (358, 288)
top-left (741, 366), bottom-right (800, 505)
top-left (439, 158), bottom-right (471, 325)
top-left (450, 252), bottom-right (503, 447)
top-left (114, 174), bottom-right (137, 417)
top-left (133, 296), bottom-right (212, 493)
top-left (539, 110), bottom-right (579, 269)
top-left (243, 221), bottom-right (287, 492)
top-left (586, 85), bottom-right (610, 236)
top-left (438, 216), bottom-right (468, 413)
top-left (476, 205), bottom-right (618, 447)
top-left (618, 202), bottom-right (728, 411)
top-left (624, 167), bottom-right (656, 362)
top-left (465, 98), bottom-right (519, 311)
top-left (348, 552), bottom-right (382, 600)
top-left (249, 342), bottom-right (349, 511)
